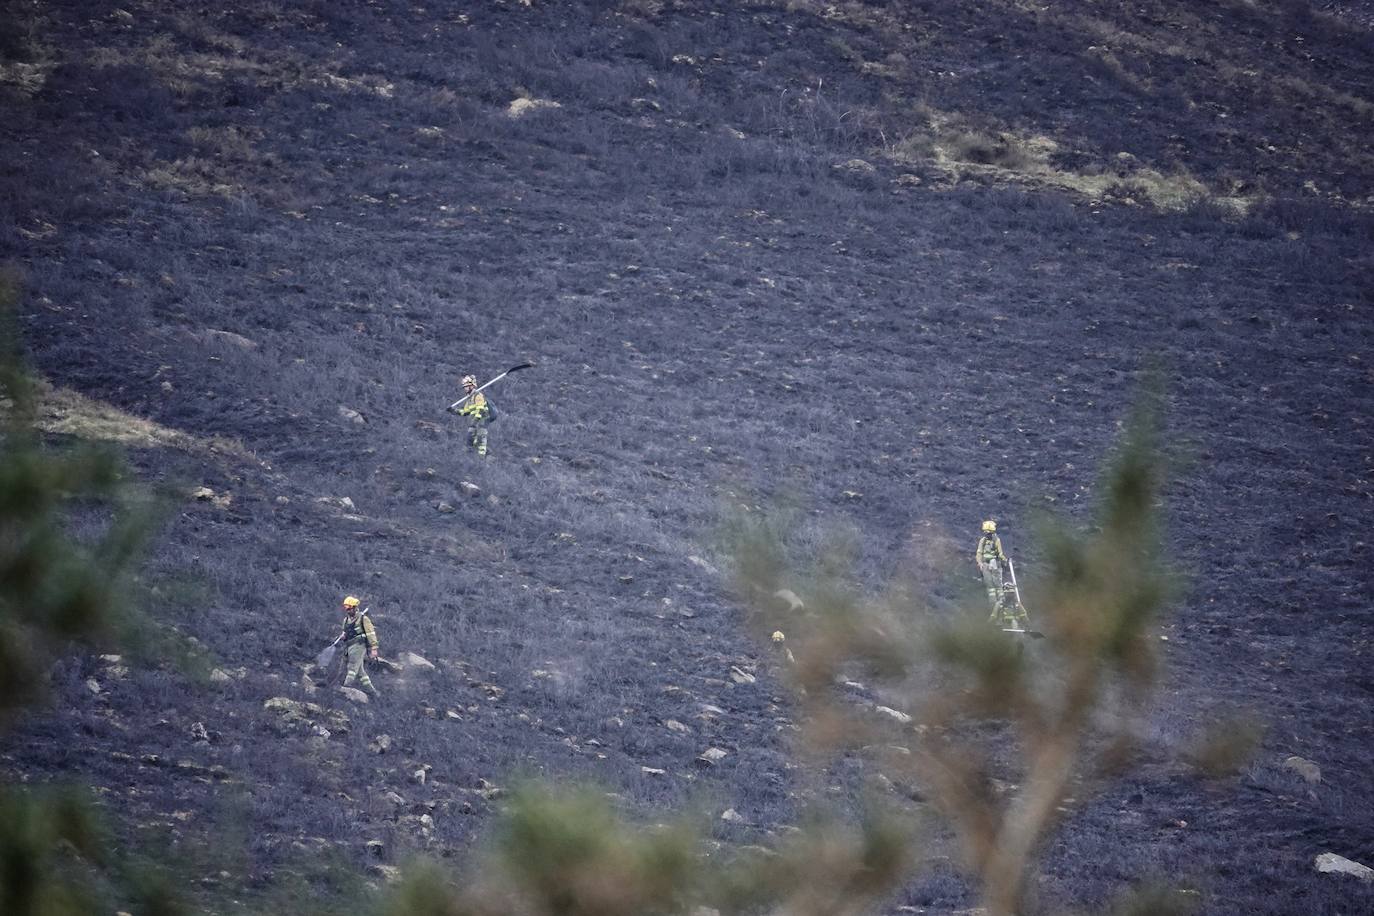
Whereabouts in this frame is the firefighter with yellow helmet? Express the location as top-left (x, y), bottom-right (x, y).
top-left (451, 374), bottom-right (493, 456)
top-left (339, 595), bottom-right (380, 696)
top-left (975, 521), bottom-right (1009, 623)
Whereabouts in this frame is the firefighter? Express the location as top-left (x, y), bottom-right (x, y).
top-left (339, 596), bottom-right (380, 696)
top-left (976, 521), bottom-right (1029, 628)
top-left (975, 520), bottom-right (1008, 621)
top-left (452, 374), bottom-right (494, 456)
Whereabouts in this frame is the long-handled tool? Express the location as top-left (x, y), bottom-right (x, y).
top-left (1001, 558), bottom-right (1045, 639)
top-left (447, 362), bottom-right (535, 411)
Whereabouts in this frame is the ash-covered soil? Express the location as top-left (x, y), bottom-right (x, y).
top-left (2, 1), bottom-right (1371, 912)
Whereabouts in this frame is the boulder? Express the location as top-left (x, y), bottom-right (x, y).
top-left (459, 481), bottom-right (481, 498)
top-left (1315, 852), bottom-right (1373, 881)
top-left (875, 705), bottom-right (913, 725)
top-left (696, 747), bottom-right (729, 768)
top-left (688, 555), bottom-right (720, 575)
top-left (720, 808), bottom-right (745, 823)
top-left (369, 734), bottom-right (393, 754)
top-left (263, 697), bottom-right (350, 735)
top-left (834, 158), bottom-right (876, 174)
top-left (397, 651), bottom-right (436, 672)
top-left (507, 97), bottom-right (561, 118)
top-left (315, 495), bottom-right (357, 511)
top-left (338, 686), bottom-right (369, 704)
top-left (371, 864), bottom-right (403, 883)
top-left (338, 406), bottom-right (367, 425)
top-left (1282, 755), bottom-right (1322, 784)
top-left (201, 329), bottom-right (257, 349)
top-left (729, 667), bottom-right (756, 685)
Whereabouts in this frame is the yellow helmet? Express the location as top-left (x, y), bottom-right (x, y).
top-left (982, 520), bottom-right (997, 533)
top-left (771, 630), bottom-right (786, 643)
top-left (461, 375), bottom-right (477, 388)
top-left (343, 595), bottom-right (360, 608)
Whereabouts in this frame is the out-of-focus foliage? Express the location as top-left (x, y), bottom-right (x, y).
top-left (726, 391), bottom-right (1177, 916)
top-left (0, 276), bottom-right (185, 916)
top-left (0, 274), bottom-right (161, 721)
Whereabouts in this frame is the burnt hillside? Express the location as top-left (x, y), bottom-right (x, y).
top-left (2, 0), bottom-right (1372, 913)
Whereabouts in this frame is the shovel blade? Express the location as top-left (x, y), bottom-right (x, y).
top-left (1001, 628), bottom-right (1046, 639)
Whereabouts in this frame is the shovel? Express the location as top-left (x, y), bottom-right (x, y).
top-left (1002, 560), bottom-right (1045, 637)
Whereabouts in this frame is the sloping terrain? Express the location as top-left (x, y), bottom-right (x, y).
top-left (2, 0), bottom-right (1372, 912)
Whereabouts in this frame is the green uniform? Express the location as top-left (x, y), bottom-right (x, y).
top-left (457, 391), bottom-right (490, 456)
top-left (340, 611), bottom-right (379, 694)
top-left (975, 533), bottom-right (1028, 628)
top-left (975, 533), bottom-right (1008, 619)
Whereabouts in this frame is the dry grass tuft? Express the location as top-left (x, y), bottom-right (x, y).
top-left (5, 378), bottom-right (255, 461)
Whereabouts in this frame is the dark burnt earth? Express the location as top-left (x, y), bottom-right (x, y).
top-left (2, 1), bottom-right (1371, 912)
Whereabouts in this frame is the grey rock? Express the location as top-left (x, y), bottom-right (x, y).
top-left (397, 651), bottom-right (436, 672)
top-left (688, 555), bottom-right (720, 575)
top-left (1282, 755), bottom-right (1322, 784)
top-left (201, 329), bottom-right (257, 349)
top-left (371, 864), bottom-right (403, 883)
top-left (1315, 852), bottom-right (1373, 881)
top-left (338, 686), bottom-right (370, 704)
top-left (833, 158), bottom-right (876, 174)
top-left (696, 747), bottom-right (729, 767)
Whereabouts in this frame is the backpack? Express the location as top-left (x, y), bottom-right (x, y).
top-left (485, 400), bottom-right (498, 423)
